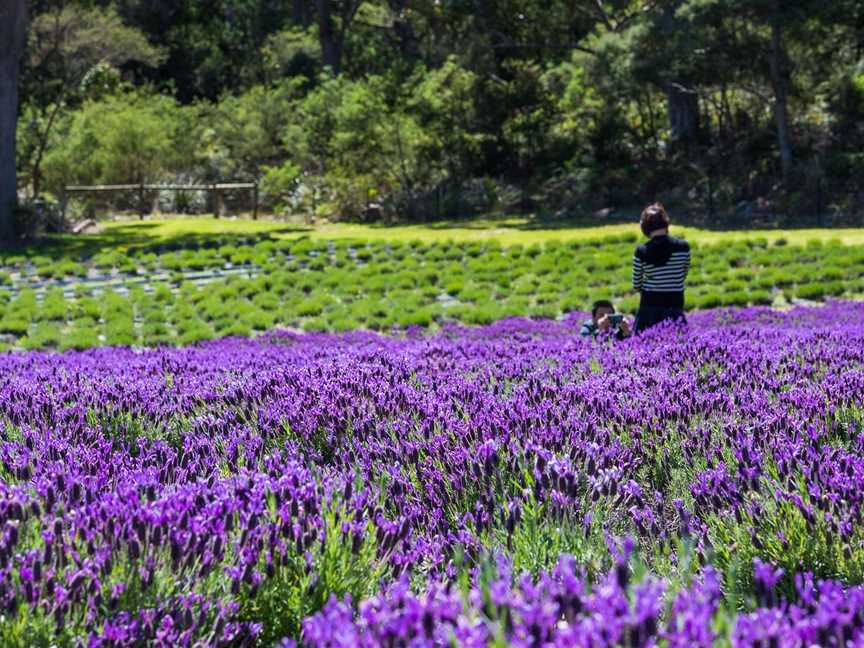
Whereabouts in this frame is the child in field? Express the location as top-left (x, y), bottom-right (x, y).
top-left (580, 299), bottom-right (632, 340)
top-left (632, 203), bottom-right (690, 333)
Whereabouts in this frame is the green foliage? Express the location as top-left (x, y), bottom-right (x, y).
top-left (0, 317), bottom-right (29, 336)
top-left (23, 322), bottom-right (61, 350)
top-left (42, 92), bottom-right (197, 196)
top-left (11, 0), bottom-right (864, 225)
top-left (795, 283), bottom-right (826, 300)
top-left (708, 484), bottom-right (864, 598)
top-left (0, 232), bottom-right (859, 350)
top-left (61, 326), bottom-right (100, 351)
top-left (238, 497), bottom-right (385, 643)
top-left (105, 317), bottom-right (137, 347)
top-left (37, 290), bottom-right (67, 322)
top-left (279, 74), bottom-right (431, 218)
top-left (261, 161), bottom-right (302, 213)
top-left (206, 80), bottom-right (304, 180)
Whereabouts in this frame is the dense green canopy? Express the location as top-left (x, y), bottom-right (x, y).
top-left (4, 0), bottom-right (864, 232)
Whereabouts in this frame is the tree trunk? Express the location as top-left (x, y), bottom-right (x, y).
top-left (388, 0), bottom-right (419, 59)
top-left (316, 0), bottom-right (343, 75)
top-left (0, 62), bottom-right (19, 242)
top-left (293, 0), bottom-right (311, 27)
top-left (658, 2), bottom-right (700, 148)
top-left (665, 81), bottom-right (701, 145)
top-left (0, 0), bottom-right (28, 244)
top-left (769, 10), bottom-right (793, 185)
top-left (31, 92), bottom-right (66, 199)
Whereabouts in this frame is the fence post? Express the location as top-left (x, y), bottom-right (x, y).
top-left (707, 172), bottom-right (715, 222)
top-left (138, 183), bottom-right (146, 220)
top-left (816, 178), bottom-right (822, 228)
top-left (252, 181), bottom-right (259, 220)
top-left (213, 185), bottom-right (222, 219)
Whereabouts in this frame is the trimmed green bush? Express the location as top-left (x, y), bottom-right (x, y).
top-left (61, 327), bottom-right (100, 351)
top-left (748, 290), bottom-right (774, 305)
top-left (177, 322), bottom-right (215, 345)
top-left (794, 283), bottom-right (826, 300)
top-left (37, 292), bottom-right (68, 322)
top-left (0, 233), bottom-right (860, 350)
top-left (104, 317), bottom-right (137, 347)
top-left (24, 322), bottom-right (62, 350)
top-left (0, 317), bottom-right (29, 335)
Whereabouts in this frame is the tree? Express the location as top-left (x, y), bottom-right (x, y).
top-left (655, 1), bottom-right (701, 146)
top-left (767, 3), bottom-right (793, 184)
top-left (24, 5), bottom-right (163, 197)
top-left (204, 80), bottom-right (304, 179)
top-left (114, 0), bottom-right (296, 100)
top-left (41, 92), bottom-right (197, 195)
top-left (0, 0), bottom-right (28, 243)
top-left (316, 0), bottom-right (363, 75)
top-left (660, 0), bottom-right (827, 185)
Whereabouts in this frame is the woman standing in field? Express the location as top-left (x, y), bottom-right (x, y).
top-left (632, 203), bottom-right (690, 333)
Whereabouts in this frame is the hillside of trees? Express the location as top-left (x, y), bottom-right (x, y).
top-left (2, 0), bottom-right (864, 235)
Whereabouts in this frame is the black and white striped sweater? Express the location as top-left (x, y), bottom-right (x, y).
top-left (632, 235), bottom-right (690, 308)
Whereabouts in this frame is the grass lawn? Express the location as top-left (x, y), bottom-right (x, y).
top-left (36, 215), bottom-right (864, 255)
top-left (309, 219), bottom-right (864, 246)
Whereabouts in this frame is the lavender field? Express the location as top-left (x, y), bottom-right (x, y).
top-left (1, 302), bottom-right (864, 646)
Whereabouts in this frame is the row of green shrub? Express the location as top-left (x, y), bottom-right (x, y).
top-left (0, 234), bottom-right (861, 350)
top-left (7, 235), bottom-right (864, 293)
top-left (0, 236), bottom-right (860, 350)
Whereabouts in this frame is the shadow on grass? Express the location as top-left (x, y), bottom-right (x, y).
top-left (365, 213), bottom-right (638, 233)
top-left (7, 211), bottom-right (861, 262)
top-left (364, 210), bottom-right (858, 234)
top-left (7, 222), bottom-right (314, 259)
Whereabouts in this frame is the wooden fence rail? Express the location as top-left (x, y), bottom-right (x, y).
top-left (62, 182), bottom-right (259, 220)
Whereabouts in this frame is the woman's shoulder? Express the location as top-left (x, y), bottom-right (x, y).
top-left (670, 236), bottom-right (690, 250)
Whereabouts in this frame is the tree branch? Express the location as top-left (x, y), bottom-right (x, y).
top-left (573, 0), bottom-right (659, 33)
top-left (486, 30), bottom-right (597, 55)
top-left (488, 41), bottom-right (598, 55)
top-left (739, 85), bottom-right (773, 105)
top-left (339, 0), bottom-right (364, 41)
top-left (353, 19), bottom-right (394, 32)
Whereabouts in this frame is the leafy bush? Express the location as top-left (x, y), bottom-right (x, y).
top-left (216, 320), bottom-right (253, 338)
top-left (43, 91), bottom-right (197, 196)
top-left (824, 281), bottom-right (846, 296)
top-left (23, 322), bottom-right (61, 350)
top-left (462, 302), bottom-right (501, 325)
top-left (37, 291), bottom-right (68, 322)
top-left (302, 317), bottom-right (328, 332)
top-left (0, 317), bottom-right (29, 335)
top-left (177, 322), bottom-right (215, 346)
top-left (61, 327), bottom-right (100, 351)
top-left (795, 283), bottom-right (826, 300)
top-left (297, 295), bottom-right (333, 317)
top-left (104, 317), bottom-right (137, 346)
top-left (721, 290), bottom-right (750, 307)
top-left (748, 290), bottom-right (774, 305)
top-left (396, 308), bottom-right (433, 328)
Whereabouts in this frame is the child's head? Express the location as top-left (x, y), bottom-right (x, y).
top-left (591, 299), bottom-right (615, 324)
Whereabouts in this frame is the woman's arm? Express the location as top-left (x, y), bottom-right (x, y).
top-left (632, 255), bottom-right (644, 291)
top-left (684, 249), bottom-right (691, 279)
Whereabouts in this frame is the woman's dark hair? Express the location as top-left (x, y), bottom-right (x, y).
top-left (591, 299), bottom-right (615, 318)
top-left (640, 202), bottom-right (670, 237)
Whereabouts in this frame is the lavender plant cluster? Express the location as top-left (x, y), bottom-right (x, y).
top-left (0, 302), bottom-right (863, 646)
